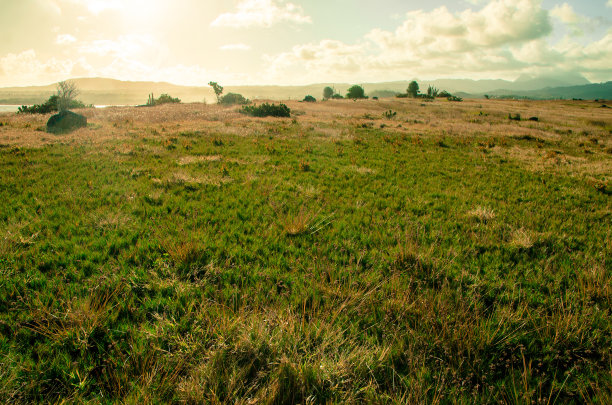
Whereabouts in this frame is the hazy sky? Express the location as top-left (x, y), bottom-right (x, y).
top-left (1, 0), bottom-right (611, 86)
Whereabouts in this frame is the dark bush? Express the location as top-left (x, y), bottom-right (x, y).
top-left (323, 86), bottom-right (334, 100)
top-left (303, 95), bottom-right (316, 103)
top-left (155, 94), bottom-right (181, 105)
top-left (220, 93), bottom-right (248, 105)
top-left (346, 85), bottom-right (367, 99)
top-left (448, 95), bottom-right (463, 102)
top-left (18, 95), bottom-right (88, 114)
top-left (240, 103), bottom-right (291, 118)
top-left (331, 94), bottom-right (344, 99)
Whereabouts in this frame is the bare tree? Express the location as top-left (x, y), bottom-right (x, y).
top-left (56, 80), bottom-right (80, 112)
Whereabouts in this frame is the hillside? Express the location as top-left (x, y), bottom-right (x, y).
top-left (0, 74), bottom-right (607, 106)
top-left (0, 99), bottom-right (610, 402)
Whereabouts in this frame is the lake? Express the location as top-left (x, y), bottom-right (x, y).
top-left (0, 105), bottom-right (20, 113)
top-left (0, 105), bottom-right (133, 113)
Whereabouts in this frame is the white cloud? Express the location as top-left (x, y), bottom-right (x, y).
top-left (550, 3), bottom-right (590, 35)
top-left (211, 0), bottom-right (312, 28)
top-left (220, 43), bottom-right (252, 51)
top-left (608, 0), bottom-right (612, 8)
top-left (551, 3), bottom-right (581, 25)
top-left (0, 50), bottom-right (93, 87)
top-left (262, 0), bottom-right (612, 83)
top-left (78, 35), bottom-right (155, 57)
top-left (56, 34), bottom-right (77, 45)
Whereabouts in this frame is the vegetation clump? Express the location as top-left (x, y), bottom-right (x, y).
top-left (302, 95), bottom-right (316, 102)
top-left (209, 81), bottom-right (224, 103)
top-left (220, 93), bottom-right (249, 105)
top-left (346, 85), bottom-right (367, 99)
top-left (240, 102), bottom-right (291, 117)
top-left (323, 86), bottom-right (334, 100)
top-left (18, 95), bottom-right (88, 114)
top-left (146, 93), bottom-right (181, 106)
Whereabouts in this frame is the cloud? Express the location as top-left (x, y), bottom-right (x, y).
top-left (608, 0), bottom-right (612, 8)
top-left (56, 34), bottom-right (77, 45)
top-left (550, 3), bottom-right (590, 35)
top-left (263, 0), bottom-right (612, 83)
top-left (220, 44), bottom-right (252, 51)
top-left (0, 50), bottom-right (93, 86)
top-left (211, 0), bottom-right (312, 28)
top-left (78, 35), bottom-right (156, 57)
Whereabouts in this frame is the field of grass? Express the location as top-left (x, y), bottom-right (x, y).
top-left (0, 98), bottom-right (610, 403)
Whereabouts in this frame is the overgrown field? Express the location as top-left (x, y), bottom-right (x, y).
top-left (0, 99), bottom-right (610, 403)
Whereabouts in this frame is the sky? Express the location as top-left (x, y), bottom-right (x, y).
top-left (0, 0), bottom-right (611, 87)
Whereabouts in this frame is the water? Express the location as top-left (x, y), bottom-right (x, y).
top-left (0, 105), bottom-right (132, 113)
top-left (0, 105), bottom-right (20, 113)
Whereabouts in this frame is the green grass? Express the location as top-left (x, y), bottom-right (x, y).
top-left (0, 102), bottom-right (610, 403)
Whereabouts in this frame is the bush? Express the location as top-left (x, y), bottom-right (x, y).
top-left (146, 93), bottom-right (181, 106)
top-left (448, 95), bottom-right (463, 102)
top-left (240, 103), bottom-right (291, 118)
top-left (303, 95), bottom-right (316, 103)
top-left (155, 94), bottom-right (181, 105)
top-left (18, 95), bottom-right (88, 114)
top-left (331, 94), bottom-right (344, 99)
top-left (382, 110), bottom-right (397, 119)
top-left (323, 86), bottom-right (334, 100)
top-left (220, 93), bottom-right (248, 105)
top-left (407, 81), bottom-right (419, 98)
top-left (508, 113), bottom-right (521, 121)
top-left (346, 85), bottom-right (367, 99)
top-left (438, 90), bottom-right (452, 98)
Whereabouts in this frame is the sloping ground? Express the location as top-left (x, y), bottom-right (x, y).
top-left (0, 99), bottom-right (610, 403)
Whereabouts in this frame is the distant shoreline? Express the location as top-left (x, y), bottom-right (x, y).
top-left (0, 105), bottom-right (134, 113)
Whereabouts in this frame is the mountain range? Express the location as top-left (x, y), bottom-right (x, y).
top-left (0, 73), bottom-right (609, 105)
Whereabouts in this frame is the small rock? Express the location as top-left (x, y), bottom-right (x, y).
top-left (46, 110), bottom-right (87, 133)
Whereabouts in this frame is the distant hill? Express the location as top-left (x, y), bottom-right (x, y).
top-left (0, 75), bottom-right (608, 105)
top-left (485, 82), bottom-right (612, 100)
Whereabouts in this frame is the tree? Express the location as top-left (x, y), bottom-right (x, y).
top-left (209, 81), bottom-right (224, 103)
top-left (323, 86), bottom-right (334, 100)
top-left (346, 85), bottom-right (367, 99)
top-left (407, 81), bottom-right (419, 98)
top-left (56, 80), bottom-right (79, 112)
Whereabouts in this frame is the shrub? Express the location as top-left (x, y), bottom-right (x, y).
top-left (331, 94), bottom-right (344, 99)
top-left (18, 94), bottom-right (88, 114)
top-left (302, 95), bottom-right (316, 103)
top-left (240, 103), bottom-right (291, 118)
top-left (146, 93), bottom-right (181, 106)
top-left (323, 86), bottom-right (334, 100)
top-left (346, 85), bottom-right (367, 99)
top-left (509, 113), bottom-right (521, 121)
top-left (448, 95), bottom-right (463, 102)
top-left (382, 110), bottom-right (397, 119)
top-left (220, 93), bottom-right (248, 105)
top-left (407, 81), bottom-right (419, 98)
top-left (438, 90), bottom-right (452, 98)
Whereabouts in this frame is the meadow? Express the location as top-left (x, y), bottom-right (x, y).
top-left (0, 98), bottom-right (610, 403)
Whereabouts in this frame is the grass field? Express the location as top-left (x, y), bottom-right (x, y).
top-left (0, 98), bottom-right (610, 403)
